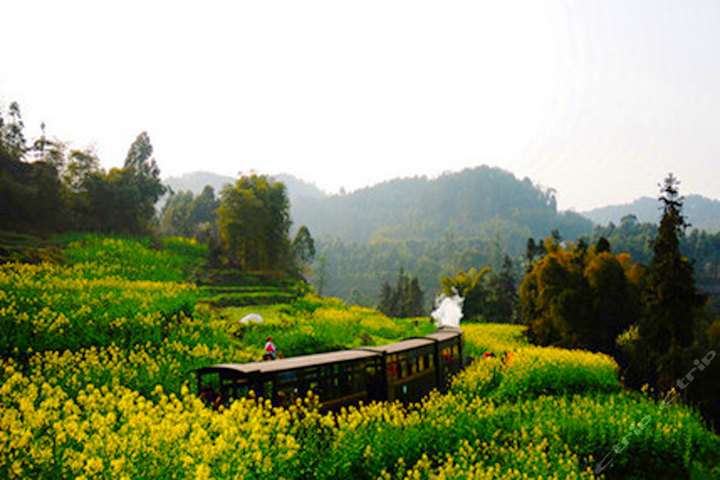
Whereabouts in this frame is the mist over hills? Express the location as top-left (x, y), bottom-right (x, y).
top-left (168, 169), bottom-right (720, 239)
top-left (293, 167), bottom-right (595, 246)
top-left (582, 195), bottom-right (720, 233)
top-left (165, 171), bottom-right (327, 205)
top-left (164, 167), bottom-right (720, 304)
top-left (167, 166), bottom-right (593, 248)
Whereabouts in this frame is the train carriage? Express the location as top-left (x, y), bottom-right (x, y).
top-left (195, 327), bottom-right (463, 410)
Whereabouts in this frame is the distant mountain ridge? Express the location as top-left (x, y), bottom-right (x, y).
top-left (290, 166), bottom-right (593, 248)
top-left (164, 171), bottom-right (327, 205)
top-left (582, 195), bottom-right (720, 233)
top-left (167, 168), bottom-right (720, 245)
top-left (165, 167), bottom-right (596, 249)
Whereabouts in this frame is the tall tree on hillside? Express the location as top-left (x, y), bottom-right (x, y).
top-left (64, 148), bottom-right (101, 193)
top-left (638, 174), bottom-right (706, 390)
top-left (290, 225), bottom-right (316, 281)
top-left (122, 132), bottom-right (166, 232)
top-left (0, 104), bottom-right (67, 233)
top-left (160, 190), bottom-right (195, 237)
top-left (293, 226), bottom-right (316, 264)
top-left (484, 255), bottom-right (520, 323)
top-left (217, 174), bottom-right (293, 272)
top-left (188, 185), bottom-right (219, 227)
top-left (0, 102), bottom-right (27, 159)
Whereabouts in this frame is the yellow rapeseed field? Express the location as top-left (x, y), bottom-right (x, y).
top-left (1, 235), bottom-right (718, 479)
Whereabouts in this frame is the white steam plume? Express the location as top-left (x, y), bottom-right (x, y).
top-left (431, 292), bottom-right (464, 328)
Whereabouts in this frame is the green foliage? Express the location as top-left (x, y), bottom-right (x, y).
top-left (292, 225), bottom-right (316, 265)
top-left (227, 296), bottom-right (434, 357)
top-left (440, 267), bottom-right (490, 321)
top-left (440, 262), bottom-right (519, 323)
top-left (1, 103), bottom-right (168, 236)
top-left (0, 235), bottom-right (210, 357)
top-left (160, 185), bottom-right (220, 244)
top-left (302, 166), bottom-right (595, 306)
top-left (631, 174), bottom-right (707, 391)
top-left (520, 239), bottom-right (642, 354)
top-left (483, 255), bottom-right (520, 323)
top-left (378, 268), bottom-right (425, 318)
top-left (2, 234), bottom-right (719, 479)
top-left (0, 128), bottom-right (65, 233)
top-left (217, 174), bottom-right (295, 273)
top-left (293, 166), bottom-right (593, 244)
top-left (56, 233), bottom-right (207, 282)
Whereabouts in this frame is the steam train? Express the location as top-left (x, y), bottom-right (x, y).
top-left (195, 327), bottom-right (463, 410)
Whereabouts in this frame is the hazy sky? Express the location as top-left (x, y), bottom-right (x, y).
top-left (2, 0), bottom-right (719, 210)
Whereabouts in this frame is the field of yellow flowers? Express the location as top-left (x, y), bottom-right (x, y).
top-left (1, 234), bottom-right (719, 479)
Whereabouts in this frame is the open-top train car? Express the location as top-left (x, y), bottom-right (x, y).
top-left (195, 327), bottom-right (463, 410)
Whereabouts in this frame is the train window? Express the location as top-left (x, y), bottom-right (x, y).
top-left (387, 359), bottom-right (399, 378)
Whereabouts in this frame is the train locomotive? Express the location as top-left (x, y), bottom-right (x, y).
top-left (194, 327), bottom-right (463, 410)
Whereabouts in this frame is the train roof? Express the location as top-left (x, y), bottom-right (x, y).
top-left (425, 328), bottom-right (463, 342)
top-left (363, 327), bottom-right (462, 354)
top-left (361, 338), bottom-right (435, 354)
top-left (197, 349), bottom-right (379, 376)
top-left (195, 327), bottom-right (462, 377)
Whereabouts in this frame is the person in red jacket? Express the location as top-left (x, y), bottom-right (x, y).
top-left (263, 336), bottom-right (277, 360)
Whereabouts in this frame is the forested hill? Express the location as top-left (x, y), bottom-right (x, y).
top-left (291, 166), bottom-right (593, 246)
top-left (165, 171), bottom-right (327, 205)
top-left (582, 194), bottom-right (720, 233)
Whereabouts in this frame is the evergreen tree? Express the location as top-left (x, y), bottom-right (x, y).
top-left (484, 255), bottom-right (520, 323)
top-left (122, 132), bottom-right (166, 233)
top-left (378, 268), bottom-right (425, 318)
top-left (638, 174), bottom-right (706, 390)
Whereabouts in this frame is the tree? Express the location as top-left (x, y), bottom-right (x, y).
top-left (0, 105), bottom-right (66, 233)
top-left (217, 174), bottom-right (293, 273)
top-left (64, 148), bottom-right (100, 193)
top-left (188, 185), bottom-right (219, 227)
top-left (160, 190), bottom-right (195, 237)
top-left (378, 268), bottom-right (425, 318)
top-left (519, 240), bottom-right (641, 353)
top-left (0, 102), bottom-right (27, 160)
top-left (637, 174), bottom-right (706, 390)
top-left (595, 236), bottom-right (611, 253)
top-left (484, 255), bottom-right (520, 323)
top-left (121, 132), bottom-right (166, 233)
top-left (440, 267), bottom-right (491, 322)
top-left (293, 225), bottom-right (316, 263)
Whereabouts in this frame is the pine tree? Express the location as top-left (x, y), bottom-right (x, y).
top-left (639, 173), bottom-right (706, 390)
top-left (378, 268), bottom-right (425, 318)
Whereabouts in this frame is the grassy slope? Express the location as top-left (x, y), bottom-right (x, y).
top-left (0, 234), bottom-right (718, 479)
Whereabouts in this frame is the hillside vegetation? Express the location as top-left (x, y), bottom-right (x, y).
top-left (1, 235), bottom-right (718, 479)
top-left (292, 166), bottom-right (592, 244)
top-left (583, 195), bottom-right (720, 233)
top-left (295, 166), bottom-right (592, 305)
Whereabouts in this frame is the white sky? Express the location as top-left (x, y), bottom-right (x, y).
top-left (2, 0), bottom-right (719, 211)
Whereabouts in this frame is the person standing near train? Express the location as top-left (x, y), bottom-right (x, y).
top-left (264, 336), bottom-right (277, 360)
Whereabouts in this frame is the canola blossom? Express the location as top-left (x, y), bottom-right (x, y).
top-left (1, 235), bottom-right (718, 479)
